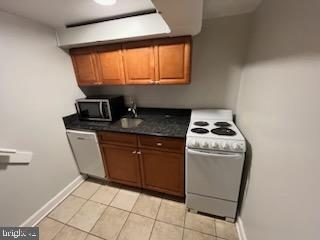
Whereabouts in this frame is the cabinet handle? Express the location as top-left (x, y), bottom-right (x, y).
top-left (137, 151), bottom-right (142, 155)
top-left (156, 142), bottom-right (163, 146)
top-left (132, 150), bottom-right (137, 154)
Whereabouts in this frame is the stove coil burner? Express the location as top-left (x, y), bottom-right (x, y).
top-left (214, 122), bottom-right (231, 127)
top-left (191, 128), bottom-right (209, 134)
top-left (194, 121), bottom-right (209, 127)
top-left (211, 127), bottom-right (236, 136)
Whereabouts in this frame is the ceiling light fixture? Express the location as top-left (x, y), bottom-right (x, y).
top-left (94, 0), bottom-right (117, 6)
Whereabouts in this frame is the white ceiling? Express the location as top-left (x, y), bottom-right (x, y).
top-left (0, 0), bottom-right (262, 28)
top-left (0, 0), bottom-right (155, 27)
top-left (203, 0), bottom-right (262, 19)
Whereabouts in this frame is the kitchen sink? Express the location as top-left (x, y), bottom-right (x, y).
top-left (120, 118), bottom-right (143, 128)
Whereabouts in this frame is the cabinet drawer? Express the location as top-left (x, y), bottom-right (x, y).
top-left (138, 135), bottom-right (185, 153)
top-left (98, 132), bottom-right (137, 147)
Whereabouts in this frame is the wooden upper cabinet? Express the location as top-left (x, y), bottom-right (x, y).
top-left (96, 44), bottom-right (125, 85)
top-left (154, 36), bottom-right (191, 84)
top-left (69, 36), bottom-right (192, 86)
top-left (70, 47), bottom-right (100, 86)
top-left (122, 40), bottom-right (155, 85)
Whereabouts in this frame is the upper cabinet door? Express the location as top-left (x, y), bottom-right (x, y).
top-left (96, 44), bottom-right (125, 85)
top-left (70, 47), bottom-right (100, 86)
top-left (122, 40), bottom-right (155, 84)
top-left (154, 36), bottom-right (191, 84)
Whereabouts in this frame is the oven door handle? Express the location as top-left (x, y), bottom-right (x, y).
top-left (187, 148), bottom-right (242, 158)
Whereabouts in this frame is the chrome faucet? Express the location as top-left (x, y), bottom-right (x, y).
top-left (128, 100), bottom-right (138, 118)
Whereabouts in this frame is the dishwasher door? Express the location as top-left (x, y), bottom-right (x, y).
top-left (67, 130), bottom-right (106, 179)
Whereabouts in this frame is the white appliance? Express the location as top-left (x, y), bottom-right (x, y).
top-left (185, 109), bottom-right (246, 222)
top-left (67, 130), bottom-right (106, 179)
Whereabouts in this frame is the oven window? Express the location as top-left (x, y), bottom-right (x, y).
top-left (78, 102), bottom-right (101, 118)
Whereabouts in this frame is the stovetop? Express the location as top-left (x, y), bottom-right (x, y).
top-left (187, 120), bottom-right (244, 140)
top-left (186, 110), bottom-right (246, 153)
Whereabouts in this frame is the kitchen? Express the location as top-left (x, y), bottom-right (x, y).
top-left (0, 1), bottom-right (319, 240)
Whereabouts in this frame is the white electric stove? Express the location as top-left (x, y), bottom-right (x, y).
top-left (185, 109), bottom-right (246, 222)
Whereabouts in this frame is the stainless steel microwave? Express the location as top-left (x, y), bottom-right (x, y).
top-left (76, 96), bottom-right (125, 122)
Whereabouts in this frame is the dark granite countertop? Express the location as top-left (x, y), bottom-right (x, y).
top-left (63, 108), bottom-right (191, 138)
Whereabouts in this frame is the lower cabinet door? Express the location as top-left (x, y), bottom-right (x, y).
top-left (101, 144), bottom-right (141, 187)
top-left (140, 149), bottom-right (184, 197)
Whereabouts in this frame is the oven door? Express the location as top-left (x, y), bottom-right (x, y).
top-left (76, 100), bottom-right (104, 120)
top-left (186, 148), bottom-right (244, 201)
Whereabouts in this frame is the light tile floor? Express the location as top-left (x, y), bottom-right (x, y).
top-left (38, 179), bottom-right (239, 240)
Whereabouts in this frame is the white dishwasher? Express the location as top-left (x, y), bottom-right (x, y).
top-left (67, 130), bottom-right (106, 179)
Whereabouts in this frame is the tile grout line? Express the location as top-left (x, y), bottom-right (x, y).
top-left (111, 188), bottom-right (142, 240)
top-left (48, 212), bottom-right (222, 240)
top-left (46, 181), bottom-right (100, 240)
top-left (114, 209), bottom-right (131, 240)
top-left (66, 187), bottom-right (98, 226)
top-left (213, 217), bottom-right (217, 239)
top-left (182, 208), bottom-right (187, 240)
top-left (147, 198), bottom-right (162, 240)
top-left (85, 185), bottom-right (121, 237)
top-left (47, 202), bottom-right (220, 239)
top-left (50, 199), bottom-right (88, 239)
top-left (45, 181), bottom-right (236, 240)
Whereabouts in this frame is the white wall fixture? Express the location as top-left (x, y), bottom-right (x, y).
top-left (0, 148), bottom-right (33, 164)
top-left (56, 13), bottom-right (170, 48)
top-left (0, 0), bottom-right (155, 27)
top-left (94, 0), bottom-right (117, 6)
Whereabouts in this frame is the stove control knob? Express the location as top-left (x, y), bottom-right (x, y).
top-left (194, 141), bottom-right (200, 148)
top-left (221, 142), bottom-right (230, 150)
top-left (202, 142), bottom-right (209, 148)
top-left (231, 143), bottom-right (240, 150)
top-left (211, 142), bottom-right (219, 149)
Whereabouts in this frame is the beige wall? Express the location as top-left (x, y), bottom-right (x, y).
top-left (236, 0), bottom-right (320, 239)
top-left (83, 13), bottom-right (252, 112)
top-left (0, 11), bottom-right (84, 226)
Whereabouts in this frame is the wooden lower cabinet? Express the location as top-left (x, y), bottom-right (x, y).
top-left (100, 144), bottom-right (141, 187)
top-left (98, 132), bottom-right (185, 197)
top-left (140, 149), bottom-right (184, 197)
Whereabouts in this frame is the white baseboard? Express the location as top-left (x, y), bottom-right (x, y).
top-left (20, 175), bottom-right (86, 227)
top-left (236, 217), bottom-right (248, 240)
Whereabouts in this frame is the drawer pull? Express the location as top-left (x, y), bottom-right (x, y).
top-left (132, 150), bottom-right (137, 154)
top-left (156, 142), bottom-right (163, 146)
top-left (137, 151), bottom-right (142, 155)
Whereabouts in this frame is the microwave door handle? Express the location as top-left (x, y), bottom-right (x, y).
top-left (99, 102), bottom-right (104, 118)
top-left (75, 102), bottom-right (80, 115)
